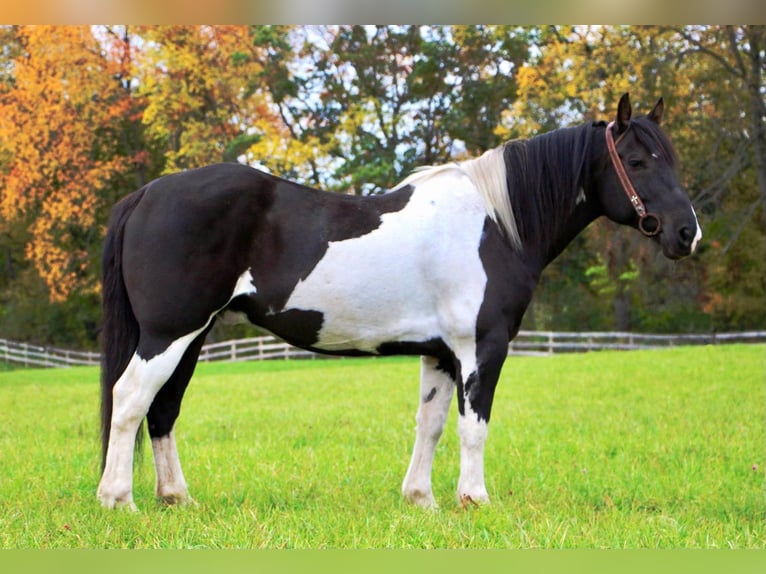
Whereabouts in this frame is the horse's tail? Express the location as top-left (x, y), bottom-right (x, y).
top-left (100, 187), bottom-right (147, 471)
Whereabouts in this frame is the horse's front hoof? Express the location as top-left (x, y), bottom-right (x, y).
top-left (458, 492), bottom-right (489, 509)
top-left (98, 495), bottom-right (138, 512)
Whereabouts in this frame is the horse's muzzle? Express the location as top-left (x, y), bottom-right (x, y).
top-left (661, 219), bottom-right (702, 260)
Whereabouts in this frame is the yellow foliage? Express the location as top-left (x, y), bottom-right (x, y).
top-left (136, 25), bottom-right (269, 174)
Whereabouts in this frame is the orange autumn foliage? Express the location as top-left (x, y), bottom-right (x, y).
top-left (0, 26), bottom-right (133, 302)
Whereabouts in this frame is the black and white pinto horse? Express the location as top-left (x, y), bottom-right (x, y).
top-left (98, 94), bottom-right (701, 510)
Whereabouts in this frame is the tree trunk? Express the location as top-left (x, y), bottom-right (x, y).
top-left (745, 27), bottom-right (766, 231)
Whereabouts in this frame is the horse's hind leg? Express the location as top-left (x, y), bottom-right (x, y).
top-left (401, 356), bottom-right (456, 508)
top-left (146, 329), bottom-right (209, 505)
top-left (97, 331), bottom-right (201, 510)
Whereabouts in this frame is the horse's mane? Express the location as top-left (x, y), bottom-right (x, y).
top-left (502, 122), bottom-right (594, 251)
top-left (395, 122), bottom-right (595, 252)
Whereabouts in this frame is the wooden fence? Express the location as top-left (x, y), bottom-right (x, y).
top-left (0, 339), bottom-right (101, 368)
top-left (2, 330), bottom-right (765, 369)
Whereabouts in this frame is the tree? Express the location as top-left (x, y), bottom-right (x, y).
top-left (135, 25), bottom-right (274, 174)
top-left (666, 25), bottom-right (766, 330)
top-left (250, 25), bottom-right (531, 194)
top-left (0, 26), bottom-right (135, 303)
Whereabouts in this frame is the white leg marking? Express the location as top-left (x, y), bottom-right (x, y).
top-left (402, 356), bottom-right (455, 508)
top-left (152, 430), bottom-right (193, 505)
top-left (690, 206), bottom-right (703, 254)
top-left (457, 405), bottom-right (490, 505)
top-left (97, 329), bottom-right (205, 509)
top-left (454, 346), bottom-right (490, 505)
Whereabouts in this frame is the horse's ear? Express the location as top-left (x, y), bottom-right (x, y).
top-left (616, 93), bottom-right (631, 135)
top-left (648, 97), bottom-right (664, 125)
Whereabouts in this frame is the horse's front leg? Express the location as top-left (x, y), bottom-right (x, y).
top-left (401, 355), bottom-right (456, 508)
top-left (454, 336), bottom-right (507, 506)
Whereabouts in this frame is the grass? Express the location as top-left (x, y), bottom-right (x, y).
top-left (0, 345), bottom-right (763, 548)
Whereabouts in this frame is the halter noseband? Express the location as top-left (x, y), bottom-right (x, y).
top-left (605, 121), bottom-right (662, 237)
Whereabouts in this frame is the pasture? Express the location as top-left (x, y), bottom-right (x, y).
top-left (0, 344), bottom-right (763, 549)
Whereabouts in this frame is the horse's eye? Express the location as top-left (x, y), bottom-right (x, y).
top-left (627, 158), bottom-right (645, 169)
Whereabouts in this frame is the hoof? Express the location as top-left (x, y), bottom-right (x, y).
top-left (158, 492), bottom-right (196, 506)
top-left (97, 483), bottom-right (138, 511)
top-left (98, 494), bottom-right (138, 512)
top-left (403, 488), bottom-right (438, 509)
top-left (458, 492), bottom-right (489, 509)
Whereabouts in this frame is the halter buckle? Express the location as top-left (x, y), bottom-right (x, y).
top-left (638, 213), bottom-right (662, 237)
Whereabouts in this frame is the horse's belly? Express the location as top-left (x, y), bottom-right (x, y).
top-left (305, 305), bottom-right (440, 353)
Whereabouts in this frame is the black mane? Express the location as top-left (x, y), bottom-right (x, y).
top-left (502, 122), bottom-right (594, 251)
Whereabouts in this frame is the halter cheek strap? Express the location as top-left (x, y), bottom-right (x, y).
top-left (605, 121), bottom-right (662, 237)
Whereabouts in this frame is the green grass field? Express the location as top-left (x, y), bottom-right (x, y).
top-left (0, 345), bottom-right (763, 549)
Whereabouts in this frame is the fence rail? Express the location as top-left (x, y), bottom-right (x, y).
top-left (2, 330), bottom-right (765, 369)
top-left (506, 330), bottom-right (766, 355)
top-left (0, 339), bottom-right (101, 368)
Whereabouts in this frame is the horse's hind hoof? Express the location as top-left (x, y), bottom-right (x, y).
top-left (158, 492), bottom-right (196, 507)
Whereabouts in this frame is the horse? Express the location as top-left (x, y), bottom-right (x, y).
top-left (97, 93), bottom-right (702, 510)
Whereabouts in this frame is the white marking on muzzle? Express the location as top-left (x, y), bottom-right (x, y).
top-left (691, 207), bottom-right (702, 254)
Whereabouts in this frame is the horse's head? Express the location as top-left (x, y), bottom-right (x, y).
top-left (593, 93), bottom-right (701, 259)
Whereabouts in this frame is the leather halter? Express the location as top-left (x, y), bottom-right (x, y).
top-left (605, 121), bottom-right (662, 237)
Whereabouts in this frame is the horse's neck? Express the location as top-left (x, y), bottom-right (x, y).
top-left (540, 200), bottom-right (601, 268)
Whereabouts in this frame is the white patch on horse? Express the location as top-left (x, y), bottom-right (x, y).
top-left (576, 187), bottom-right (587, 205)
top-left (285, 172), bottom-right (489, 353)
top-left (690, 206), bottom-right (703, 254)
top-left (395, 147), bottom-right (520, 250)
top-left (220, 268), bottom-right (259, 324)
top-left (233, 268), bottom-right (257, 297)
